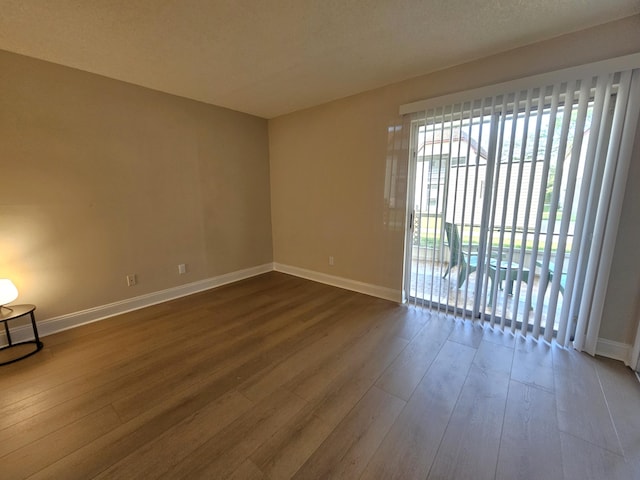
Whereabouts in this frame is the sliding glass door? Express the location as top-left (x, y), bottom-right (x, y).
top-left (405, 111), bottom-right (494, 316)
top-left (404, 64), bottom-right (640, 348)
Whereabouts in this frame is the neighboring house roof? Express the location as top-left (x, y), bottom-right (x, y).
top-left (417, 127), bottom-right (488, 159)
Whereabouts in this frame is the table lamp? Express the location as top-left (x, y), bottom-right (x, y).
top-left (0, 279), bottom-right (18, 312)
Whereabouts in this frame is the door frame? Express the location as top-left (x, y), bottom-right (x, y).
top-left (630, 301), bottom-right (640, 371)
top-left (402, 112), bottom-right (499, 315)
top-left (402, 122), bottom-right (419, 303)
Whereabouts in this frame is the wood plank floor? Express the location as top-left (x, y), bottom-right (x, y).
top-left (1, 272), bottom-right (639, 479)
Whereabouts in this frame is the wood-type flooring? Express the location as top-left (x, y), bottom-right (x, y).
top-left (1, 272), bottom-right (639, 479)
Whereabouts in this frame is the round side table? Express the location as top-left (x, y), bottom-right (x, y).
top-left (0, 304), bottom-right (42, 366)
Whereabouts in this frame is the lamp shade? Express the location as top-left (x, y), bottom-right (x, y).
top-left (0, 279), bottom-right (18, 306)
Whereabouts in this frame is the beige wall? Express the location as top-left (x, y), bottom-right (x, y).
top-left (600, 121), bottom-right (640, 343)
top-left (0, 50), bottom-right (273, 321)
top-left (269, 15), bottom-right (640, 344)
top-left (1, 16), bottom-right (638, 345)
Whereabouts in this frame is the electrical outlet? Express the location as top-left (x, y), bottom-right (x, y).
top-left (329, 256), bottom-right (334, 266)
top-left (126, 274), bottom-right (137, 286)
top-left (178, 263), bottom-right (187, 274)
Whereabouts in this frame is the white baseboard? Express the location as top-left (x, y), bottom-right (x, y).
top-left (595, 338), bottom-right (632, 364)
top-left (1, 263), bottom-right (273, 344)
top-left (273, 262), bottom-right (402, 303)
top-left (1, 261), bottom-right (402, 345)
top-left (2, 259), bottom-right (633, 368)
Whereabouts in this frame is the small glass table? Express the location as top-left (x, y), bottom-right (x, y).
top-left (0, 304), bottom-right (42, 366)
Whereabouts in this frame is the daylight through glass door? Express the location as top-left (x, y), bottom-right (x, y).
top-left (405, 68), bottom-right (640, 346)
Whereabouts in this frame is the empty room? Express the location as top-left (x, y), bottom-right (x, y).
top-left (2, 2), bottom-right (640, 479)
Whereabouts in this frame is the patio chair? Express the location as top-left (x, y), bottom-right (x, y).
top-left (538, 261), bottom-right (567, 295)
top-left (444, 223), bottom-right (531, 307)
top-left (443, 222), bottom-right (478, 288)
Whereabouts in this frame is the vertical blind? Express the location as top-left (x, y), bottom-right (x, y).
top-left (402, 56), bottom-right (640, 351)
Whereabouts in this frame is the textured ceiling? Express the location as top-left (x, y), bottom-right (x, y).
top-left (0, 1), bottom-right (639, 118)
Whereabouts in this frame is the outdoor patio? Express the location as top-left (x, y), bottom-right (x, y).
top-left (408, 257), bottom-right (565, 334)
